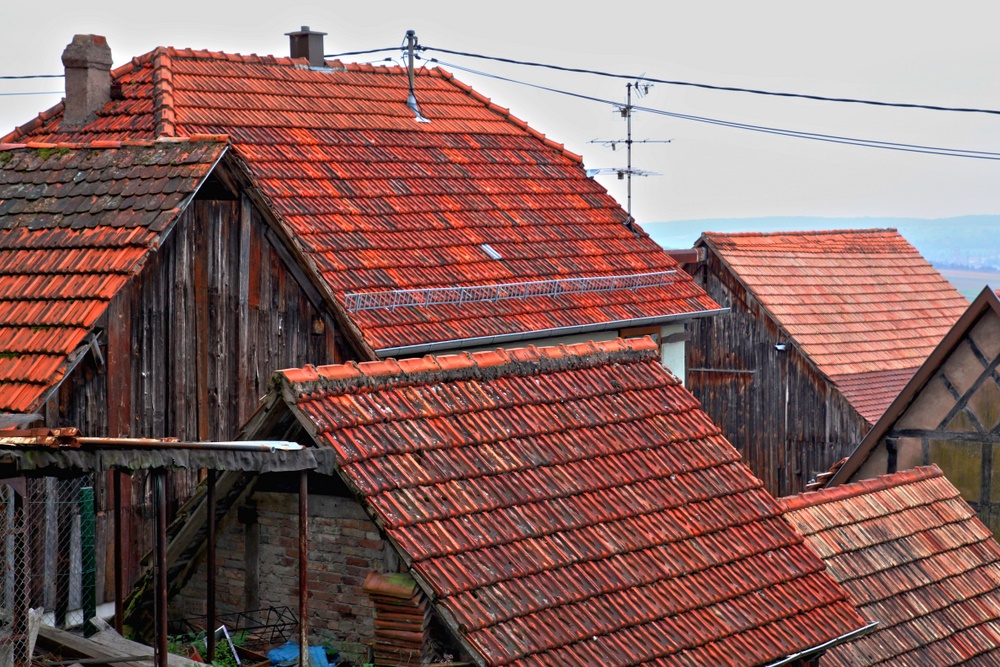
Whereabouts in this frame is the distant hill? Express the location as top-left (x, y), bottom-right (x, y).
top-left (644, 215), bottom-right (1000, 299)
top-left (645, 215), bottom-right (1000, 270)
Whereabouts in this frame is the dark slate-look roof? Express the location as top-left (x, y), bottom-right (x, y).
top-left (699, 229), bottom-right (967, 423)
top-left (0, 138), bottom-right (226, 412)
top-left (5, 48), bottom-right (721, 357)
top-left (272, 337), bottom-right (867, 667)
top-left (780, 466), bottom-right (1000, 666)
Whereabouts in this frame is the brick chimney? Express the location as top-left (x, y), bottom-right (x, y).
top-left (61, 35), bottom-right (113, 128)
top-left (286, 26), bottom-right (327, 68)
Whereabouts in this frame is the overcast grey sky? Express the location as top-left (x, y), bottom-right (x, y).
top-left (2, 0), bottom-right (999, 223)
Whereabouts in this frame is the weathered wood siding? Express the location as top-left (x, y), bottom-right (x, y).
top-left (51, 173), bottom-right (346, 601)
top-left (686, 253), bottom-right (869, 496)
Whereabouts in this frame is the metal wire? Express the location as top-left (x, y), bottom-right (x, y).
top-left (344, 270), bottom-right (679, 312)
top-left (0, 475), bottom-right (98, 665)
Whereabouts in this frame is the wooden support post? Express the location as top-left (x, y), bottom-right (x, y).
top-left (298, 471), bottom-right (308, 667)
top-left (206, 470), bottom-right (217, 664)
top-left (113, 471), bottom-right (123, 634)
top-left (55, 481), bottom-right (71, 628)
top-left (154, 471), bottom-right (168, 667)
top-left (80, 486), bottom-right (96, 636)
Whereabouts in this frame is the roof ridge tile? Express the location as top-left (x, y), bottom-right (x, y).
top-left (1, 137), bottom-right (227, 152)
top-left (151, 50), bottom-right (176, 138)
top-left (277, 337), bottom-right (660, 398)
top-left (704, 228), bottom-right (899, 241)
top-left (1, 102), bottom-right (65, 145)
top-left (778, 465), bottom-right (943, 512)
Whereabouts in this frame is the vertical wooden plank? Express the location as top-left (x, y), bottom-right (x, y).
top-left (238, 195), bottom-right (252, 426)
top-left (248, 208), bottom-right (262, 412)
top-left (195, 202), bottom-right (211, 442)
top-left (107, 295), bottom-right (132, 438)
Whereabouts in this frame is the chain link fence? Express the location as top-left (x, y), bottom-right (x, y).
top-left (0, 475), bottom-right (97, 667)
top-left (0, 483), bottom-right (29, 667)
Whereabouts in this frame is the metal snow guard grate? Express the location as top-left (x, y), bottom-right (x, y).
top-left (344, 270), bottom-right (679, 312)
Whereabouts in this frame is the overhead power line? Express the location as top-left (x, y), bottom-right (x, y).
top-left (0, 91), bottom-right (62, 96)
top-left (421, 45), bottom-right (1000, 117)
top-left (427, 57), bottom-right (1000, 162)
top-left (324, 47), bottom-right (401, 59)
top-left (0, 74), bottom-right (63, 80)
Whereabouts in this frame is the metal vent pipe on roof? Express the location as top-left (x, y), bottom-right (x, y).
top-left (287, 26), bottom-right (327, 68)
top-left (405, 30), bottom-right (430, 123)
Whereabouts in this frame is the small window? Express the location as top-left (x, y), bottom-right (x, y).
top-left (481, 243), bottom-right (502, 260)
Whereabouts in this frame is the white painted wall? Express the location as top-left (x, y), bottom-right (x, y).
top-left (660, 323), bottom-right (686, 385)
top-left (462, 324), bottom-right (688, 385)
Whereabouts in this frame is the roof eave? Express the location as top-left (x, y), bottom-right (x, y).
top-left (372, 307), bottom-right (728, 358)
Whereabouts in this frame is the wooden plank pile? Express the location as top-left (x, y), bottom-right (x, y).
top-left (362, 573), bottom-right (431, 667)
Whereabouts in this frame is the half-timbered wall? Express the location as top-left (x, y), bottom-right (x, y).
top-left (686, 254), bottom-right (869, 496)
top-left (849, 308), bottom-right (1000, 536)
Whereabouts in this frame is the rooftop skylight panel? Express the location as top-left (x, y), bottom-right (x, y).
top-left (481, 243), bottom-right (502, 260)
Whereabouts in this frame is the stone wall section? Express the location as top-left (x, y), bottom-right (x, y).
top-left (173, 491), bottom-right (387, 646)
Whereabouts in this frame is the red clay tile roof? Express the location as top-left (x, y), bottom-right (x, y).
top-left (275, 337), bottom-right (868, 666)
top-left (779, 466), bottom-right (1000, 666)
top-left (0, 138), bottom-right (227, 413)
top-left (827, 367), bottom-right (918, 424)
top-left (5, 48), bottom-right (720, 356)
top-left (700, 229), bottom-right (967, 420)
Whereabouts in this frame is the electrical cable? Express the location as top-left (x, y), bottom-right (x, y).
top-left (421, 45), bottom-right (1000, 117)
top-left (0, 74), bottom-right (63, 80)
top-left (427, 57), bottom-right (1000, 161)
top-left (323, 47), bottom-right (402, 59)
top-left (0, 91), bottom-right (62, 96)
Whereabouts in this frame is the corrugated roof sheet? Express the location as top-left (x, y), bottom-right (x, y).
top-left (780, 466), bottom-right (1000, 666)
top-left (275, 337), bottom-right (867, 666)
top-left (0, 138), bottom-right (226, 412)
top-left (5, 48), bottom-right (720, 355)
top-left (702, 229), bottom-right (967, 421)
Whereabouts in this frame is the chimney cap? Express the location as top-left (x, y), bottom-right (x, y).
top-left (285, 26), bottom-right (327, 36)
top-left (62, 34), bottom-right (113, 69)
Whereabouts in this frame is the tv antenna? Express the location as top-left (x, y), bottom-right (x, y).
top-left (588, 81), bottom-right (672, 228)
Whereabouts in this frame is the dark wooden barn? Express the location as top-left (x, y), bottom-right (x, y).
top-left (0, 138), bottom-right (345, 604)
top-left (684, 229), bottom-right (967, 496)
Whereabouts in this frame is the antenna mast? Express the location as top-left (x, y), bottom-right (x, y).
top-left (626, 82), bottom-right (633, 225)
top-left (589, 81), bottom-right (671, 229)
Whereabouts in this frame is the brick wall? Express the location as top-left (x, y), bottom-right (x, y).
top-left (172, 491), bottom-right (387, 645)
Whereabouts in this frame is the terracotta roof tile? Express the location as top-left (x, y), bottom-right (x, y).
top-left (779, 466), bottom-right (1000, 666)
top-left (276, 337), bottom-right (867, 666)
top-left (702, 229), bottom-right (967, 420)
top-left (5, 50), bottom-right (720, 355)
top-left (0, 139), bottom-right (226, 412)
